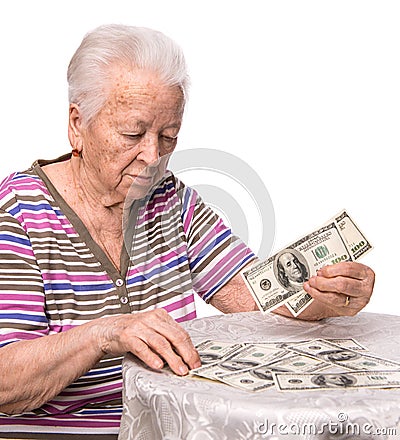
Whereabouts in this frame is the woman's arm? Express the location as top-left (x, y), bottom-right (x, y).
top-left (0, 321), bottom-right (103, 415)
top-left (0, 309), bottom-right (200, 415)
top-left (210, 261), bottom-right (375, 320)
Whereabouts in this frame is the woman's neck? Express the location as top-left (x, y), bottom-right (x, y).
top-left (42, 158), bottom-right (124, 270)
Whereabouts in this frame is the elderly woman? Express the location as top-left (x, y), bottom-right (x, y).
top-left (0, 25), bottom-right (374, 438)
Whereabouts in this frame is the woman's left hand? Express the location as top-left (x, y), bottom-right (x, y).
top-left (303, 261), bottom-right (375, 316)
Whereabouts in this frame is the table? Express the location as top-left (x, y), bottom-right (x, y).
top-left (119, 311), bottom-right (400, 439)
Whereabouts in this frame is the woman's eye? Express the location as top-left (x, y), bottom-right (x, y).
top-left (161, 137), bottom-right (178, 152)
top-left (121, 132), bottom-right (144, 140)
top-left (127, 133), bottom-right (143, 139)
top-left (161, 135), bottom-right (177, 143)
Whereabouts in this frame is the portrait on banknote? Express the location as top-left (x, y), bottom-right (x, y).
top-left (311, 373), bottom-right (356, 388)
top-left (251, 366), bottom-right (287, 381)
top-left (274, 248), bottom-right (310, 292)
top-left (251, 368), bottom-right (273, 381)
top-left (219, 359), bottom-right (260, 372)
top-left (199, 353), bottom-right (223, 364)
top-left (319, 350), bottom-right (361, 363)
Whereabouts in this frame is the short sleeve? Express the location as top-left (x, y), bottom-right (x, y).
top-left (0, 209), bottom-right (48, 348)
top-left (179, 181), bottom-right (255, 302)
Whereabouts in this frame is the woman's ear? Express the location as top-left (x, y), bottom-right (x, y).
top-left (68, 104), bottom-right (84, 152)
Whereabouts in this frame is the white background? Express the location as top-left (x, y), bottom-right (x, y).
top-left (0, 1), bottom-right (399, 316)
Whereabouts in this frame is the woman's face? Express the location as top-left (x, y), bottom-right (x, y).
top-left (77, 67), bottom-right (184, 205)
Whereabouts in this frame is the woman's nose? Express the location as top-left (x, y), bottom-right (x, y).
top-left (138, 135), bottom-right (159, 165)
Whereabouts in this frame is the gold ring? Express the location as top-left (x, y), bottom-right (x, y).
top-left (344, 296), bottom-right (350, 307)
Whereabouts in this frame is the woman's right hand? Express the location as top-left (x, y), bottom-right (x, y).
top-left (95, 308), bottom-right (201, 375)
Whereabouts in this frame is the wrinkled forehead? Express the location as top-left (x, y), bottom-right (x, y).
top-left (106, 65), bottom-right (185, 111)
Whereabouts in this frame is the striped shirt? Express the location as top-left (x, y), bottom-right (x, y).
top-left (0, 155), bottom-right (254, 437)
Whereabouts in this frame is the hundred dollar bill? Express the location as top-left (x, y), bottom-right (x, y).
top-left (286, 210), bottom-right (373, 315)
top-left (285, 291), bottom-right (314, 317)
top-left (242, 221), bottom-right (351, 314)
top-left (249, 338), bottom-right (367, 352)
top-left (274, 370), bottom-right (400, 391)
top-left (241, 210), bottom-right (372, 316)
top-left (191, 343), bottom-right (285, 380)
top-left (325, 338), bottom-right (368, 352)
top-left (218, 353), bottom-right (331, 392)
top-left (261, 352), bottom-right (331, 373)
top-left (287, 339), bottom-right (400, 371)
top-left (217, 367), bottom-right (276, 392)
top-left (243, 341), bottom-right (301, 350)
top-left (195, 340), bottom-right (243, 365)
top-left (330, 210), bottom-right (372, 260)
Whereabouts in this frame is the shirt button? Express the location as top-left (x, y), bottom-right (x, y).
top-left (120, 296), bottom-right (128, 305)
top-left (115, 278), bottom-right (124, 287)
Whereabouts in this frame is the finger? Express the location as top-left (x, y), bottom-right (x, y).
top-left (307, 275), bottom-right (366, 297)
top-left (141, 309), bottom-right (201, 374)
top-left (317, 261), bottom-right (373, 281)
top-left (129, 336), bottom-right (166, 370)
top-left (140, 330), bottom-right (192, 375)
top-left (129, 323), bottom-right (197, 375)
top-left (147, 309), bottom-right (201, 370)
top-left (304, 283), bottom-right (367, 316)
top-left (166, 327), bottom-right (201, 370)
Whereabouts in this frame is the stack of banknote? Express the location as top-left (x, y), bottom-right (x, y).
top-left (191, 339), bottom-right (400, 391)
top-left (241, 210), bottom-right (372, 316)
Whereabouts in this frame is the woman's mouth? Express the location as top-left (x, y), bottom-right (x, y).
top-left (127, 174), bottom-right (154, 185)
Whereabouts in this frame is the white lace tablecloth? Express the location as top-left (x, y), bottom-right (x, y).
top-left (118, 311), bottom-right (400, 439)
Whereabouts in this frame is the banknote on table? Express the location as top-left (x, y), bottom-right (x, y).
top-left (260, 352), bottom-right (331, 373)
top-left (325, 338), bottom-right (368, 351)
top-left (218, 352), bottom-right (331, 392)
top-left (190, 338), bottom-right (398, 392)
top-left (243, 338), bottom-right (366, 351)
top-left (247, 338), bottom-right (368, 351)
top-left (241, 210), bottom-right (372, 317)
top-left (191, 343), bottom-right (285, 381)
top-left (243, 341), bottom-right (294, 350)
top-left (274, 370), bottom-right (400, 391)
top-left (287, 339), bottom-right (400, 371)
top-left (217, 366), bottom-right (275, 392)
top-left (195, 340), bottom-right (243, 365)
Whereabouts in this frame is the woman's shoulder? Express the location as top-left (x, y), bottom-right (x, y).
top-left (164, 171), bottom-right (195, 199)
top-left (0, 154), bottom-right (71, 200)
top-left (0, 168), bottom-right (49, 211)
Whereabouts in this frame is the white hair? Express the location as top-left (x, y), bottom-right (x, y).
top-left (67, 24), bottom-right (190, 126)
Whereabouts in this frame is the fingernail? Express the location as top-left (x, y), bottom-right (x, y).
top-left (154, 360), bottom-right (164, 369)
top-left (304, 281), bottom-right (310, 291)
top-left (179, 365), bottom-right (189, 375)
top-left (193, 360), bottom-right (202, 369)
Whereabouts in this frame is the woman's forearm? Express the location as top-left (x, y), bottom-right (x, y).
top-left (0, 320), bottom-right (104, 415)
top-left (0, 309), bottom-right (201, 415)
